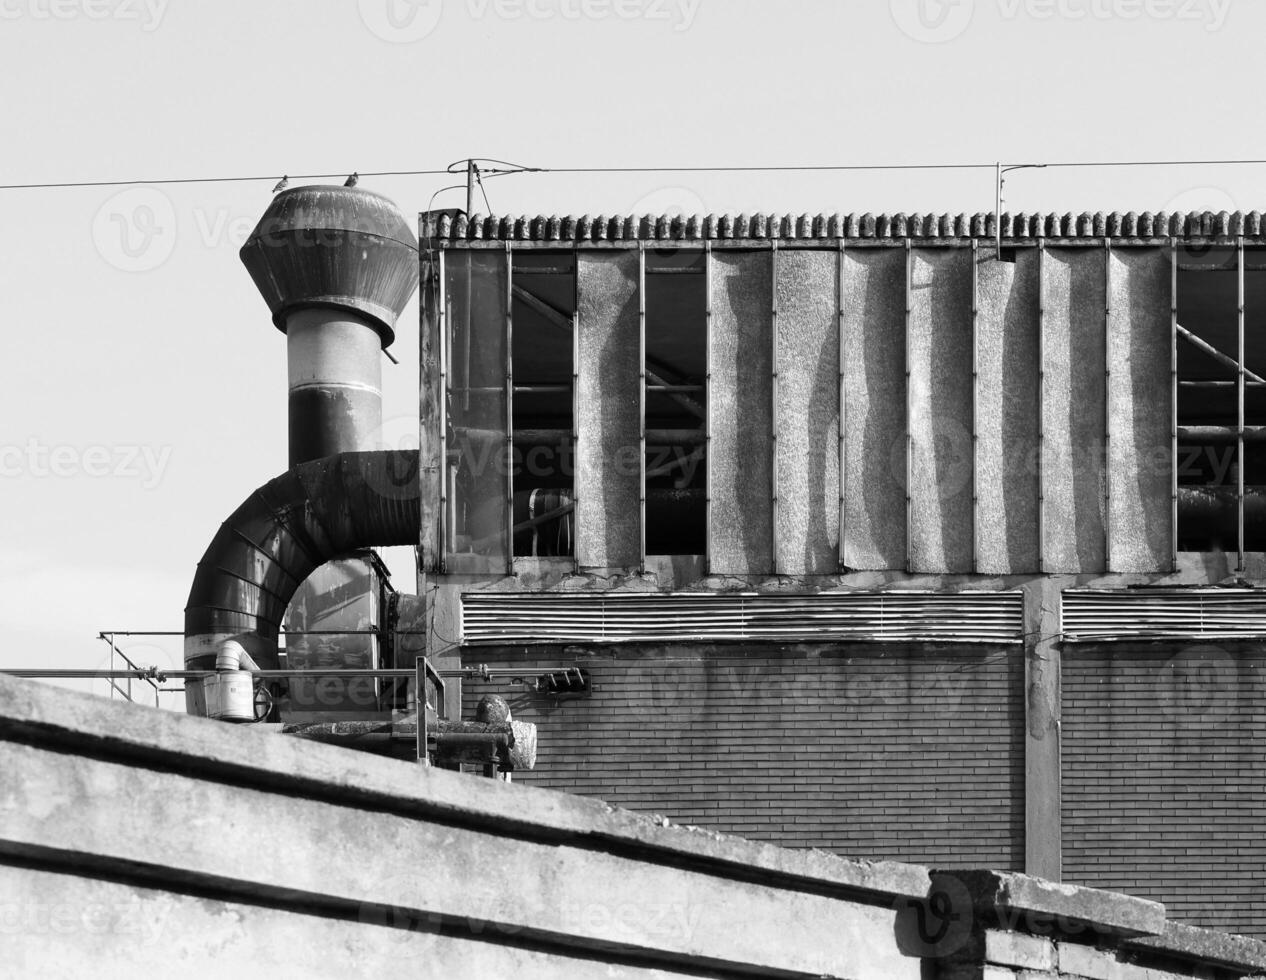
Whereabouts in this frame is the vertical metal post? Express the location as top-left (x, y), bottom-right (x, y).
top-left (437, 250), bottom-right (448, 574)
top-left (995, 161), bottom-right (1003, 258)
top-left (108, 632), bottom-right (116, 701)
top-left (1104, 238), bottom-right (1112, 572)
top-left (1170, 239), bottom-right (1179, 571)
top-left (971, 238), bottom-right (980, 574)
top-left (704, 242), bottom-right (713, 577)
top-left (463, 252), bottom-right (472, 414)
top-left (1037, 241), bottom-right (1046, 573)
top-left (837, 240), bottom-right (847, 571)
top-left (639, 242), bottom-right (647, 574)
top-left (904, 239), bottom-right (913, 573)
top-left (771, 240), bottom-right (780, 576)
top-left (1238, 235), bottom-right (1246, 571)
top-left (504, 242), bottom-right (514, 575)
top-left (572, 254), bottom-right (580, 575)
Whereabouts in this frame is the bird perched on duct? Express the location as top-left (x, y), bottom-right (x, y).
top-left (272, 175), bottom-right (289, 193)
top-left (344, 172), bottom-right (359, 187)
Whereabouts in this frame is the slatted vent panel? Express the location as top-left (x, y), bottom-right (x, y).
top-left (462, 591), bottom-right (1023, 644)
top-left (1062, 589), bottom-right (1266, 641)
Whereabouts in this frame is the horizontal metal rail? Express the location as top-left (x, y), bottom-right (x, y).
top-left (5, 666), bottom-right (580, 681)
top-left (97, 629), bottom-right (387, 637)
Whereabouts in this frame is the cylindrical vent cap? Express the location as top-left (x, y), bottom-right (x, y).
top-left (239, 184), bottom-right (418, 347)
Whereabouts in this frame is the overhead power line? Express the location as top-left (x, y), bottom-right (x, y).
top-left (0, 169), bottom-right (450, 191)
top-left (5, 157), bottom-right (1266, 192)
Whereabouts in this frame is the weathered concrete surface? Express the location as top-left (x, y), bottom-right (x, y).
top-left (1107, 247), bottom-right (1173, 571)
top-left (1022, 578), bottom-right (1061, 882)
top-left (0, 674), bottom-right (926, 980)
top-left (1126, 921), bottom-right (1266, 972)
top-left (932, 868), bottom-right (1167, 938)
top-left (841, 248), bottom-right (906, 570)
top-left (0, 740), bottom-right (918, 978)
top-left (908, 248), bottom-right (974, 573)
top-left (708, 249), bottom-right (773, 575)
top-left (0, 863), bottom-right (727, 980)
top-left (774, 248), bottom-right (839, 574)
top-left (577, 252), bottom-right (641, 570)
top-left (0, 674), bottom-right (931, 904)
top-left (6, 675), bottom-right (1266, 978)
top-left (1042, 247), bottom-right (1108, 572)
top-left (976, 249), bottom-right (1041, 574)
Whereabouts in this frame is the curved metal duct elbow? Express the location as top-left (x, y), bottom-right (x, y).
top-left (183, 450), bottom-right (419, 673)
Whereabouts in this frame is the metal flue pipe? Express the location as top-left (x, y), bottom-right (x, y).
top-left (184, 185), bottom-right (421, 717)
top-left (238, 184), bottom-right (418, 466)
top-left (182, 450), bottom-right (419, 714)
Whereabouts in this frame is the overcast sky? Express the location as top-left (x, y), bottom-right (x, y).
top-left (0, 0), bottom-right (1257, 700)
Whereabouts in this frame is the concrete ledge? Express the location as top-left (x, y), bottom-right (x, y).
top-left (932, 869), bottom-right (1167, 939)
top-left (1124, 922), bottom-right (1266, 973)
top-left (0, 674), bottom-right (929, 905)
top-left (8, 675), bottom-right (1266, 979)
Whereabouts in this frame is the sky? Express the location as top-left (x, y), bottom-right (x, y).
top-left (0, 0), bottom-right (1260, 703)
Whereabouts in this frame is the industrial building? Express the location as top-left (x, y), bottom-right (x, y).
top-left (175, 190), bottom-right (1266, 938)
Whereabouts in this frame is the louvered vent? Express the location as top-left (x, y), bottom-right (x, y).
top-left (1062, 589), bottom-right (1266, 641)
top-left (462, 592), bottom-right (1023, 644)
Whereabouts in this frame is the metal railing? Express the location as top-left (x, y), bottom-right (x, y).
top-left (0, 630), bottom-right (590, 708)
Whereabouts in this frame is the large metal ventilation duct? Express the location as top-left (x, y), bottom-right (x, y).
top-left (184, 186), bottom-right (419, 715)
top-left (239, 184), bottom-right (418, 466)
top-left (183, 451), bottom-right (419, 692)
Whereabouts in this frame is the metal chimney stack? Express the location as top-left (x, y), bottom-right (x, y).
top-left (183, 186), bottom-right (419, 717)
top-left (239, 184), bottom-right (418, 465)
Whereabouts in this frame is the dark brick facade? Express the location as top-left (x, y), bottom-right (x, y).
top-left (463, 642), bottom-right (1024, 869)
top-left (1063, 643), bottom-right (1266, 937)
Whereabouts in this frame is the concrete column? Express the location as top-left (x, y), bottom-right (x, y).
top-left (285, 309), bottom-right (383, 466)
top-left (1023, 577), bottom-right (1062, 880)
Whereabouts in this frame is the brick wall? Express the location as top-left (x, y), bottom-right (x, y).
top-left (1063, 643), bottom-right (1266, 937)
top-left (463, 642), bottom-right (1024, 869)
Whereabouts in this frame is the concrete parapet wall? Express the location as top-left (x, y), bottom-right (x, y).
top-left (3, 674), bottom-right (1264, 979)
